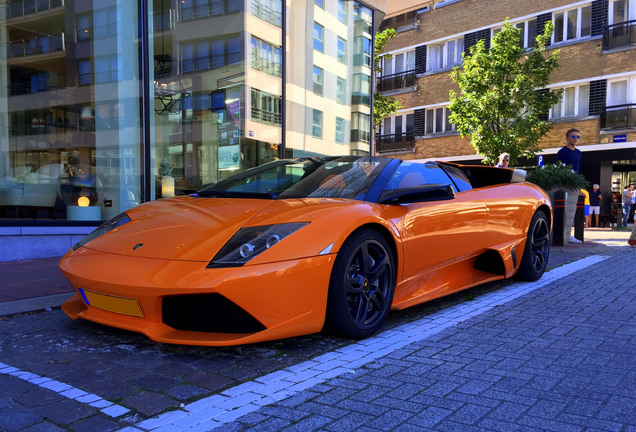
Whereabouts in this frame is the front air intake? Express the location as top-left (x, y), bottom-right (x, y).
top-left (162, 294), bottom-right (266, 333)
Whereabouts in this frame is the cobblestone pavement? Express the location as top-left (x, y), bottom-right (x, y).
top-left (0, 230), bottom-right (634, 431)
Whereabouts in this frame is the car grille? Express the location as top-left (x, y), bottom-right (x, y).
top-left (162, 294), bottom-right (266, 333)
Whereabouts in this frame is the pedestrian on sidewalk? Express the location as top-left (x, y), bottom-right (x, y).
top-left (557, 128), bottom-right (584, 243)
top-left (622, 185), bottom-right (634, 228)
top-left (589, 184), bottom-right (602, 227)
top-left (556, 128), bottom-right (582, 174)
top-left (580, 188), bottom-right (590, 227)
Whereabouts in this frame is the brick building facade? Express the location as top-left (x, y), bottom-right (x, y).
top-left (375, 0), bottom-right (636, 221)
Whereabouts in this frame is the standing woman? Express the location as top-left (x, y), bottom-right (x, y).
top-left (496, 153), bottom-right (510, 168)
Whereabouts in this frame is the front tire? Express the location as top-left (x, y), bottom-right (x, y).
top-left (326, 229), bottom-right (395, 339)
top-left (518, 211), bottom-right (550, 281)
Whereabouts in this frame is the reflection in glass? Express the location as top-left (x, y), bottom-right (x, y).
top-left (1, 1), bottom-right (141, 221)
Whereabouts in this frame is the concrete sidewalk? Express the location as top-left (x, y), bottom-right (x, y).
top-left (0, 227), bottom-right (632, 318)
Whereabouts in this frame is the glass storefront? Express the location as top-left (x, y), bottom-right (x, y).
top-left (0, 0), bottom-right (376, 221)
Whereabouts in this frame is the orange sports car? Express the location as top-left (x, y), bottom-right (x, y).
top-left (60, 156), bottom-right (551, 346)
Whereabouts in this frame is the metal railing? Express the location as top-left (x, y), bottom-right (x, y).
top-left (7, 0), bottom-right (63, 19)
top-left (250, 54), bottom-right (282, 77)
top-left (351, 129), bottom-right (370, 143)
top-left (377, 70), bottom-right (416, 93)
top-left (251, 107), bottom-right (281, 125)
top-left (8, 34), bottom-right (65, 58)
top-left (375, 133), bottom-right (415, 153)
top-left (179, 0), bottom-right (242, 22)
top-left (351, 94), bottom-right (371, 106)
top-left (603, 20), bottom-right (636, 50)
top-left (249, 1), bottom-right (282, 27)
top-left (600, 103), bottom-right (636, 129)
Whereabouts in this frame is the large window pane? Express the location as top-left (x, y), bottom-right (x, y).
top-left (286, 1), bottom-right (373, 157)
top-left (1, 2), bottom-right (142, 222)
top-left (155, 0), bottom-right (280, 197)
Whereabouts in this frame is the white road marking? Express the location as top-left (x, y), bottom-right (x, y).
top-left (0, 363), bottom-right (130, 418)
top-left (0, 255), bottom-right (609, 431)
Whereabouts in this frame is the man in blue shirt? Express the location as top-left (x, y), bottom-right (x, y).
top-left (556, 128), bottom-right (582, 174)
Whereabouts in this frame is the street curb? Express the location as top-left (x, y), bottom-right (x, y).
top-left (0, 293), bottom-right (74, 317)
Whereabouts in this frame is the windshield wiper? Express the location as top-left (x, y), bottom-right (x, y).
top-left (195, 190), bottom-right (277, 199)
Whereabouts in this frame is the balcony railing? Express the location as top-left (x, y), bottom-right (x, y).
top-left (8, 0), bottom-right (63, 19)
top-left (179, 0), bottom-right (242, 21)
top-left (8, 34), bottom-right (65, 58)
top-left (251, 108), bottom-right (281, 125)
top-left (249, 1), bottom-right (282, 27)
top-left (603, 20), bottom-right (636, 50)
top-left (600, 103), bottom-right (636, 129)
top-left (377, 70), bottom-right (416, 93)
top-left (375, 132), bottom-right (415, 153)
top-left (351, 129), bottom-right (370, 143)
top-left (250, 54), bottom-right (282, 77)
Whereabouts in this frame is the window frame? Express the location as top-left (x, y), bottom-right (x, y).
top-left (337, 37), bottom-right (347, 63)
top-left (515, 18), bottom-right (538, 49)
top-left (335, 117), bottom-right (345, 143)
top-left (553, 5), bottom-right (592, 44)
top-left (338, 0), bottom-right (347, 23)
top-left (425, 106), bottom-right (456, 135)
top-left (313, 22), bottom-right (324, 53)
top-left (336, 77), bottom-right (347, 104)
top-left (550, 83), bottom-right (591, 119)
top-left (312, 66), bottom-right (324, 96)
top-left (312, 109), bottom-right (323, 138)
top-left (381, 49), bottom-right (415, 76)
top-left (426, 37), bottom-right (464, 72)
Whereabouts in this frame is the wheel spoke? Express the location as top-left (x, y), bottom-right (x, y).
top-left (367, 253), bottom-right (390, 282)
top-left (369, 289), bottom-right (386, 312)
top-left (351, 293), bottom-right (369, 323)
top-left (530, 219), bottom-right (549, 271)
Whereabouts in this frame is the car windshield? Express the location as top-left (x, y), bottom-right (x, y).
top-left (197, 156), bottom-right (390, 200)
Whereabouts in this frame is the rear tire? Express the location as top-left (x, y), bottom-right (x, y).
top-left (326, 229), bottom-right (395, 339)
top-left (518, 211), bottom-right (550, 281)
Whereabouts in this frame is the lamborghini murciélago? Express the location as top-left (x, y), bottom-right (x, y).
top-left (60, 156), bottom-right (551, 346)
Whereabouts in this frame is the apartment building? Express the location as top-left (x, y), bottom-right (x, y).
top-left (376, 0), bottom-right (636, 203)
top-left (0, 0), bottom-right (385, 261)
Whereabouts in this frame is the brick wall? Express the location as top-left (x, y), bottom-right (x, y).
top-left (384, 0), bottom-right (576, 53)
top-left (378, 0), bottom-right (636, 160)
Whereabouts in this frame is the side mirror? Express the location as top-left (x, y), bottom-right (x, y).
top-left (379, 184), bottom-right (456, 204)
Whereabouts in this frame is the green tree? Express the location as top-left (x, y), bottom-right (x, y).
top-left (373, 28), bottom-right (402, 130)
top-left (448, 20), bottom-right (561, 166)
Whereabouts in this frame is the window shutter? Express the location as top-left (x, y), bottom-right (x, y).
top-left (589, 79), bottom-right (607, 115)
top-left (414, 109), bottom-right (425, 137)
top-left (463, 29), bottom-right (490, 56)
top-left (536, 13), bottom-right (552, 46)
top-left (591, 0), bottom-right (608, 37)
top-left (415, 45), bottom-right (427, 74)
top-left (535, 88), bottom-right (550, 121)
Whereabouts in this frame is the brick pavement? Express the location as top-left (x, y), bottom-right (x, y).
top-left (210, 248), bottom-right (636, 431)
top-left (0, 228), bottom-right (634, 431)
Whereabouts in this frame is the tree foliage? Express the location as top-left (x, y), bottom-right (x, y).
top-left (448, 21), bottom-right (561, 165)
top-left (373, 28), bottom-right (402, 130)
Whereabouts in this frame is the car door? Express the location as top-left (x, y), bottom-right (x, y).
top-left (385, 162), bottom-right (489, 285)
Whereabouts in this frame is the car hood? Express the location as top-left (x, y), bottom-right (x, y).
top-left (80, 196), bottom-right (364, 262)
top-left (82, 196), bottom-right (276, 261)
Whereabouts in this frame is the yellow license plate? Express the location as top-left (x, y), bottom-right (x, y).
top-left (79, 288), bottom-right (144, 317)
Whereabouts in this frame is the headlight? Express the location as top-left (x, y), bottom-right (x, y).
top-left (208, 223), bottom-right (308, 268)
top-left (72, 212), bottom-right (131, 251)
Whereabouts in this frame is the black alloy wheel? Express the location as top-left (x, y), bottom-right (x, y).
top-left (326, 229), bottom-right (395, 339)
top-left (518, 211), bottom-right (550, 281)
